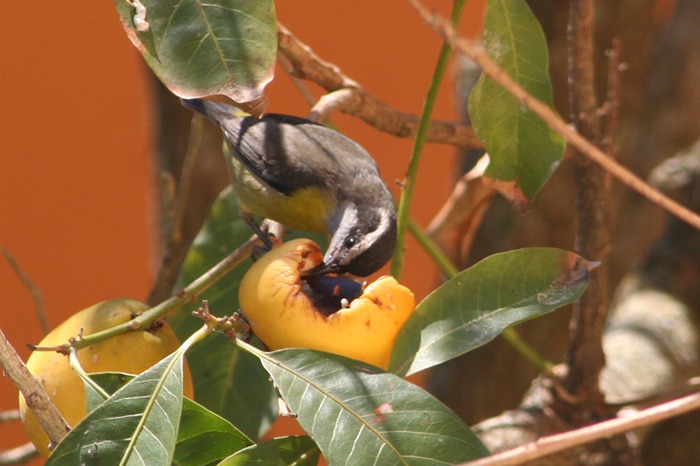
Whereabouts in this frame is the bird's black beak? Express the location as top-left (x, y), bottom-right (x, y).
top-left (305, 261), bottom-right (337, 276)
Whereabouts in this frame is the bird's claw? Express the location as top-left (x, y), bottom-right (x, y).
top-left (251, 233), bottom-right (281, 261)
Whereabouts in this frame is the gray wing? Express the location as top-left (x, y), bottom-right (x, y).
top-left (182, 99), bottom-right (380, 196)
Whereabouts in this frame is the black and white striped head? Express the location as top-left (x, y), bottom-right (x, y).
top-left (309, 202), bottom-right (397, 277)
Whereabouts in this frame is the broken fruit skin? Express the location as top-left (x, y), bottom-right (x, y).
top-left (18, 298), bottom-right (193, 457)
top-left (239, 238), bottom-right (416, 369)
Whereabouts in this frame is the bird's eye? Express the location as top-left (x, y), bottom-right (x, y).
top-left (344, 236), bottom-right (358, 249)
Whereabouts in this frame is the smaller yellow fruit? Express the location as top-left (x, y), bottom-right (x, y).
top-left (18, 299), bottom-right (193, 457)
top-left (239, 239), bottom-right (415, 369)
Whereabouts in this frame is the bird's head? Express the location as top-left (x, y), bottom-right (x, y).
top-left (307, 202), bottom-right (397, 277)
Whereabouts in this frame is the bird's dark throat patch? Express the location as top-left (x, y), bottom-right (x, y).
top-left (300, 275), bottom-right (363, 316)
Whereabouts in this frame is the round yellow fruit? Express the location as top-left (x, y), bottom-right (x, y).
top-left (18, 298), bottom-right (193, 457)
top-left (239, 238), bottom-right (415, 369)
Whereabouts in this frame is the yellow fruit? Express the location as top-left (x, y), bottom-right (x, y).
top-left (239, 238), bottom-right (415, 369)
top-left (18, 298), bottom-right (193, 457)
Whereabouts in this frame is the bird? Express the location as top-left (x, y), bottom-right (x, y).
top-left (181, 98), bottom-right (397, 277)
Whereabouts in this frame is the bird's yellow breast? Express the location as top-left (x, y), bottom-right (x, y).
top-left (228, 157), bottom-right (335, 233)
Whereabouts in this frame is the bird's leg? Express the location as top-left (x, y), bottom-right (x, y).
top-left (242, 213), bottom-right (284, 263)
top-left (241, 212), bottom-right (275, 249)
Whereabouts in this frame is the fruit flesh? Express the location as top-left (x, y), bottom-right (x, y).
top-left (239, 239), bottom-right (415, 369)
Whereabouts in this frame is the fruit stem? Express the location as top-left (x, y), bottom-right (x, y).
top-left (68, 348), bottom-right (110, 400)
top-left (69, 234), bottom-right (259, 351)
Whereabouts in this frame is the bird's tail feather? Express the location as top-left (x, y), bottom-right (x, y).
top-left (180, 98), bottom-right (248, 122)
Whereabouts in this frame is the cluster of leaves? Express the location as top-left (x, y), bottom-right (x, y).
top-left (41, 0), bottom-right (588, 464)
top-left (46, 187), bottom-right (589, 465)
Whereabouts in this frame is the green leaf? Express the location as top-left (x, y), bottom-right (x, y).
top-left (173, 398), bottom-right (253, 466)
top-left (170, 187), bottom-right (278, 440)
top-left (254, 348), bottom-right (489, 465)
top-left (468, 0), bottom-right (565, 205)
top-left (47, 353), bottom-right (186, 466)
top-left (219, 436), bottom-right (320, 466)
top-left (84, 372), bottom-right (254, 466)
top-left (390, 248), bottom-right (593, 376)
top-left (114, 0), bottom-right (277, 112)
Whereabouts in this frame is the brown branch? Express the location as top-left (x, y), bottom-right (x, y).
top-left (0, 329), bottom-right (70, 451)
top-left (2, 249), bottom-right (49, 335)
top-left (462, 391), bottom-right (700, 466)
top-left (148, 113), bottom-right (205, 305)
top-left (600, 38), bottom-right (623, 158)
top-left (309, 88), bottom-right (358, 123)
top-left (408, 0), bottom-right (700, 232)
top-left (562, 0), bottom-right (611, 422)
top-left (426, 155), bottom-right (493, 263)
top-left (277, 23), bottom-right (482, 149)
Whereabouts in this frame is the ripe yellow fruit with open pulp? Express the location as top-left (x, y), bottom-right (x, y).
top-left (18, 298), bottom-right (193, 457)
top-left (239, 238), bottom-right (415, 369)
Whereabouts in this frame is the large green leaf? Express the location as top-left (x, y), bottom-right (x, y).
top-left (47, 353), bottom-right (186, 465)
top-left (85, 372), bottom-right (253, 466)
top-left (390, 248), bottom-right (594, 376)
top-left (219, 436), bottom-right (320, 466)
top-left (170, 187), bottom-right (277, 440)
top-left (253, 347), bottom-right (489, 466)
top-left (114, 0), bottom-right (276, 112)
top-left (468, 0), bottom-right (565, 205)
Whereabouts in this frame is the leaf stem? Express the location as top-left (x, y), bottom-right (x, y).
top-left (501, 328), bottom-right (554, 373)
top-left (408, 219), bottom-right (459, 277)
top-left (392, 0), bottom-right (467, 279)
top-left (68, 349), bottom-right (109, 400)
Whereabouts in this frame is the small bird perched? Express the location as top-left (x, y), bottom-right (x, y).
top-left (181, 98), bottom-right (397, 277)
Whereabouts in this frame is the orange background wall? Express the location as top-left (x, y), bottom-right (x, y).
top-left (0, 1), bottom-right (483, 461)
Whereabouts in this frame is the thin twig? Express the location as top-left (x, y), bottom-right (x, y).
top-left (426, 155), bottom-right (492, 262)
top-left (2, 249), bottom-right (49, 335)
top-left (460, 392), bottom-right (700, 466)
top-left (0, 410), bottom-right (20, 423)
top-left (0, 329), bottom-right (70, 450)
top-left (64, 233), bottom-right (260, 351)
top-left (277, 52), bottom-right (320, 111)
top-left (148, 113), bottom-right (205, 305)
top-left (0, 442), bottom-right (37, 465)
top-left (409, 0), bottom-right (700, 231)
top-left (277, 23), bottom-right (482, 149)
top-left (609, 376), bottom-right (700, 409)
top-left (309, 88), bottom-right (358, 123)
